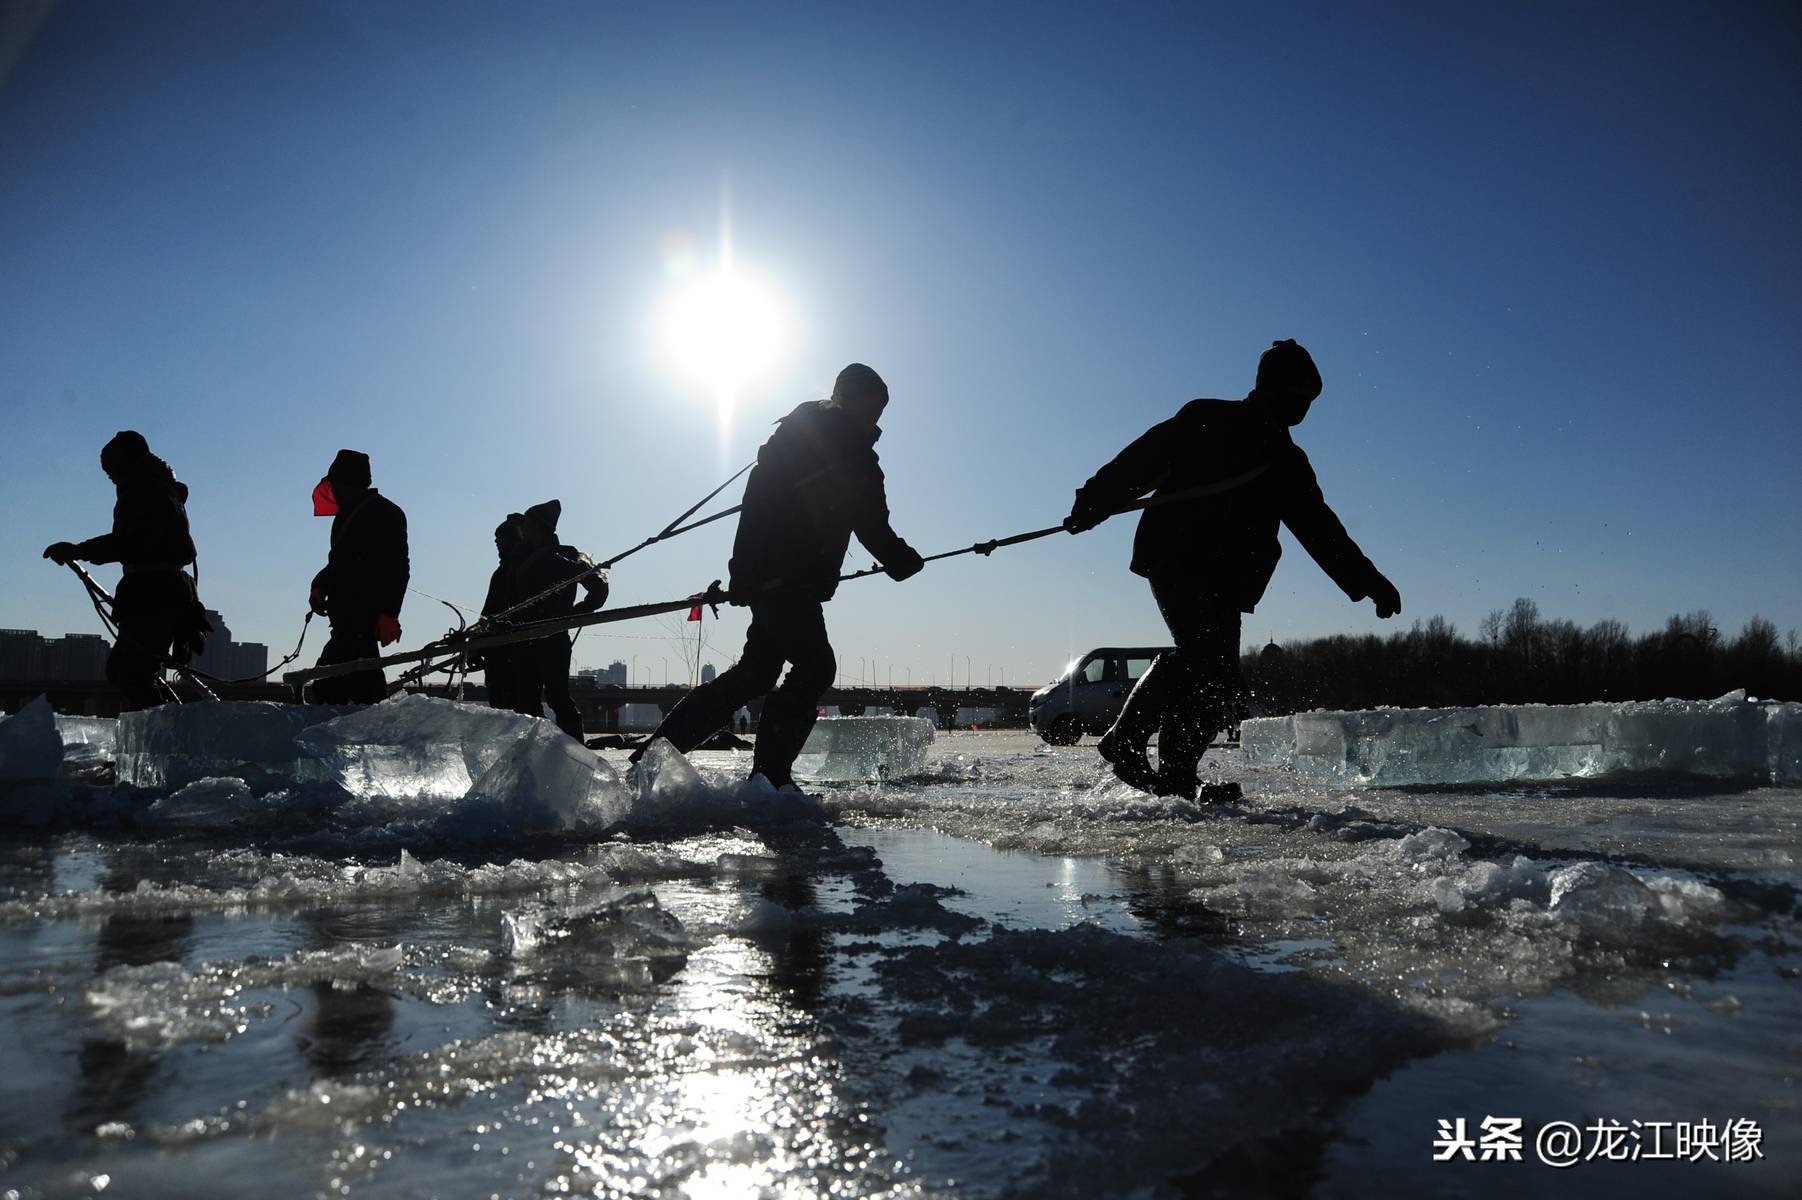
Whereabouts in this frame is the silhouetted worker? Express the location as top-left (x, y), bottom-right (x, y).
top-left (632, 363), bottom-right (925, 789)
top-left (503, 500), bottom-right (607, 739)
top-left (1066, 340), bottom-right (1401, 800)
top-left (43, 431), bottom-right (208, 710)
top-left (306, 449), bottom-right (408, 704)
top-left (477, 514), bottom-right (532, 715)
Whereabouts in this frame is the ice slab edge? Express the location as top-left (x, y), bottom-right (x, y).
top-left (1241, 695), bottom-right (1802, 787)
top-left (793, 716), bottom-right (935, 782)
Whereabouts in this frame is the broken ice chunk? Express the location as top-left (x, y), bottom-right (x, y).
top-left (467, 720), bottom-right (621, 835)
top-left (1547, 862), bottom-right (1660, 938)
top-left (53, 714), bottom-right (117, 770)
top-left (118, 700), bottom-right (354, 792)
top-left (502, 888), bottom-right (688, 964)
top-left (792, 716), bottom-right (934, 783)
top-left (295, 694), bottom-right (537, 803)
top-left (0, 695), bottom-right (70, 821)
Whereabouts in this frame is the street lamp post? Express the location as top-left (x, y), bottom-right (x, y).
top-left (661, 656), bottom-right (669, 685)
top-left (631, 655), bottom-right (639, 688)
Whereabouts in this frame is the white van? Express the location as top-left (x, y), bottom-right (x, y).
top-left (1028, 647), bottom-right (1168, 745)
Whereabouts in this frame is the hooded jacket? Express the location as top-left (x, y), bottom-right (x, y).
top-left (1073, 398), bottom-right (1382, 612)
top-left (729, 400), bottom-right (910, 603)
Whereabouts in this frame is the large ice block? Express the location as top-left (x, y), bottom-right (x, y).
top-left (1242, 695), bottom-right (1802, 787)
top-left (117, 701), bottom-right (355, 792)
top-left (0, 696), bottom-right (71, 821)
top-left (467, 720), bottom-right (628, 834)
top-left (295, 694), bottom-right (539, 803)
top-left (53, 715), bottom-right (118, 768)
top-left (792, 715), bottom-right (934, 783)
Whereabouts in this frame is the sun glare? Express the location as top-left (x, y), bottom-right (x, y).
top-left (661, 266), bottom-right (784, 409)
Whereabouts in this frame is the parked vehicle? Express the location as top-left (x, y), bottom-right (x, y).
top-left (1028, 647), bottom-right (1167, 745)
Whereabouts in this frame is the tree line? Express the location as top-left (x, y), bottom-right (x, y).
top-left (1243, 598), bottom-right (1801, 714)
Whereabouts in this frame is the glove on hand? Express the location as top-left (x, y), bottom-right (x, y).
top-left (1064, 491), bottom-right (1107, 534)
top-left (376, 613), bottom-right (402, 646)
top-left (1368, 573), bottom-right (1402, 620)
top-left (43, 542), bottom-right (79, 566)
top-left (308, 585), bottom-right (328, 615)
top-left (884, 543), bottom-right (925, 582)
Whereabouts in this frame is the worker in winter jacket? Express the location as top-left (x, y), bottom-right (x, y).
top-left (43, 430), bottom-right (209, 710)
top-left (477, 514), bottom-right (532, 716)
top-left (1066, 340), bottom-right (1401, 800)
top-left (502, 499), bottom-right (607, 739)
top-left (305, 449), bottom-right (408, 704)
top-left (633, 363), bottom-right (924, 790)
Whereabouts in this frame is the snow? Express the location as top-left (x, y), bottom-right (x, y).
top-left (1243, 694), bottom-right (1802, 786)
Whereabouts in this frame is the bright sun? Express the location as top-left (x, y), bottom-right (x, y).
top-left (661, 265), bottom-right (784, 406)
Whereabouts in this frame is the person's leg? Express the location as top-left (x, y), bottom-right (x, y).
top-left (310, 619), bottom-right (384, 705)
top-left (634, 609), bottom-right (785, 758)
top-left (750, 604), bottom-right (833, 788)
top-left (1098, 654), bottom-right (1168, 791)
top-left (539, 635), bottom-right (583, 739)
top-left (1150, 585), bottom-right (1242, 799)
top-left (107, 576), bottom-right (179, 711)
top-left (1098, 579), bottom-right (1185, 791)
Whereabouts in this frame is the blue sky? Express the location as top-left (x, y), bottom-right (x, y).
top-left (3, 0), bottom-right (1799, 690)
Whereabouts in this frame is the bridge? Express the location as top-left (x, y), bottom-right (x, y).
top-left (0, 678), bottom-right (1039, 732)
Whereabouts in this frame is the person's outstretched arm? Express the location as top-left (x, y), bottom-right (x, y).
top-left (1064, 408), bottom-right (1186, 532)
top-left (1281, 447), bottom-right (1401, 618)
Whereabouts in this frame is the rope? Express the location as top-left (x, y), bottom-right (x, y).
top-left (838, 463), bottom-right (1274, 584)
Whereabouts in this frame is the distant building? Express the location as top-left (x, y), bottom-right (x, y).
top-left (576, 660), bottom-right (628, 687)
top-left (700, 663), bottom-right (717, 684)
top-left (0, 629), bottom-right (45, 680)
top-left (0, 616), bottom-right (264, 685)
top-left (45, 634), bottom-right (108, 681)
top-left (233, 641), bottom-right (269, 680)
top-left (188, 611), bottom-right (268, 683)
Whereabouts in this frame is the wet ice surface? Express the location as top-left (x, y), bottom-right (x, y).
top-left (1, 731), bottom-right (1798, 1197)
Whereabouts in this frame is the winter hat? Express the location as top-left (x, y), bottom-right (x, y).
top-left (327, 448), bottom-right (372, 490)
top-left (100, 430), bottom-right (151, 475)
top-left (831, 363), bottom-right (888, 408)
top-left (522, 499), bottom-right (562, 535)
top-left (1255, 339), bottom-right (1322, 401)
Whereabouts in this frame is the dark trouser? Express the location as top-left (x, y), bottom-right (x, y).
top-left (108, 572), bottom-right (188, 711)
top-left (309, 617), bottom-right (386, 705)
top-left (1106, 576), bottom-right (1242, 788)
top-left (642, 600), bottom-right (834, 785)
top-left (507, 634), bottom-right (583, 741)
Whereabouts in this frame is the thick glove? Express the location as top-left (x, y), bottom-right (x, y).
top-left (1368, 572), bottom-right (1402, 619)
top-left (1064, 490), bottom-right (1108, 534)
top-left (884, 542), bottom-right (925, 582)
top-left (376, 613), bottom-right (402, 646)
top-left (43, 541), bottom-right (79, 566)
top-left (308, 585), bottom-right (328, 615)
